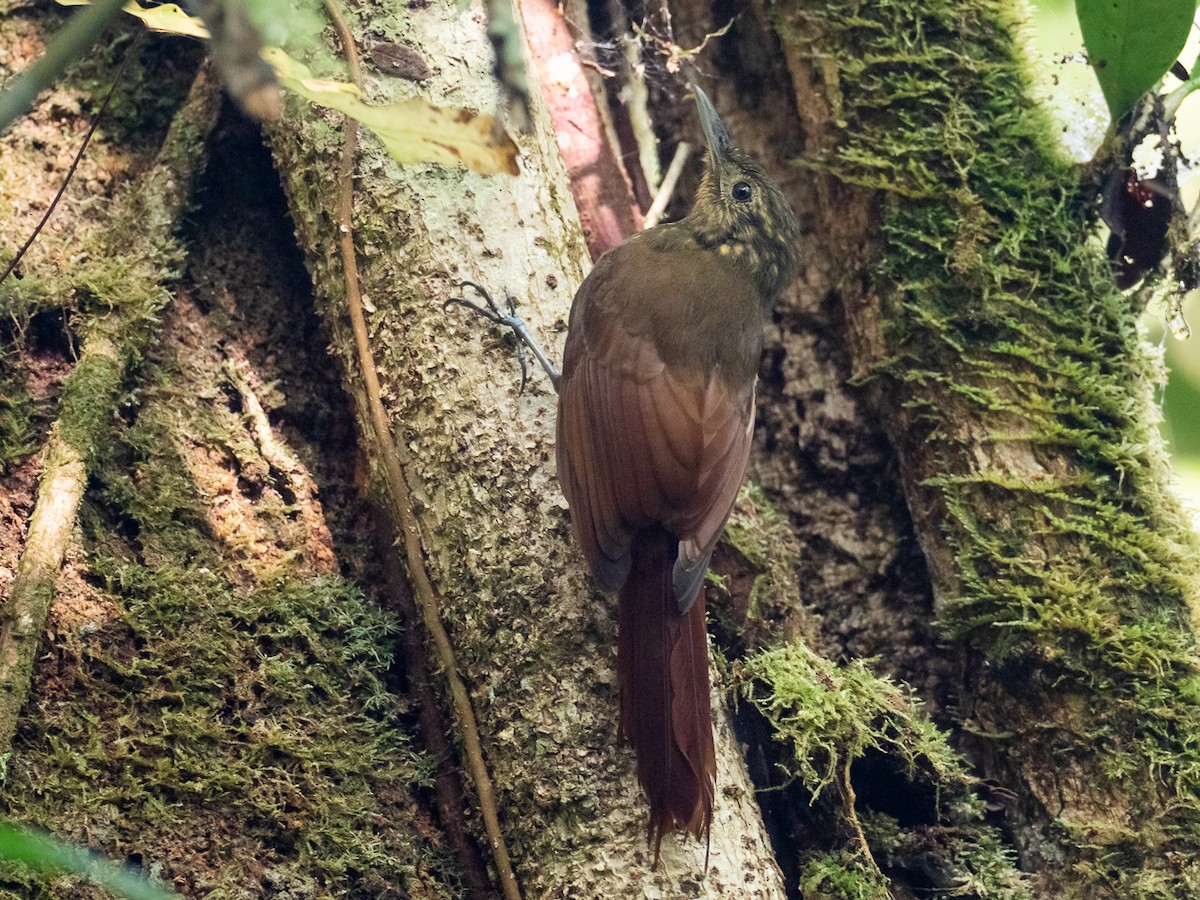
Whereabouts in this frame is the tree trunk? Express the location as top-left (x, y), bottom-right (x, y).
top-left (2, 0), bottom-right (1200, 898)
top-left (263, 1), bottom-right (786, 893)
top-left (744, 2), bottom-right (1200, 897)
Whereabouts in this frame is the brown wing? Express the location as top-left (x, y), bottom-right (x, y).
top-left (555, 240), bottom-right (759, 605)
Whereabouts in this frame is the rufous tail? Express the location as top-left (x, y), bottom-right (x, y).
top-left (618, 526), bottom-right (716, 860)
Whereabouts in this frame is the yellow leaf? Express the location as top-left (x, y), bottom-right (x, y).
top-left (263, 49), bottom-right (519, 175)
top-left (124, 2), bottom-right (209, 39)
top-left (57, 0), bottom-right (518, 175)
top-left (58, 0), bottom-right (209, 38)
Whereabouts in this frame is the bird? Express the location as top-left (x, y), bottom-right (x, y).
top-left (554, 85), bottom-right (799, 857)
top-left (449, 84), bottom-right (799, 859)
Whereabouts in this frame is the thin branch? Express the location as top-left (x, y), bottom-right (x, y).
top-left (643, 140), bottom-right (691, 228)
top-left (373, 510), bottom-right (493, 896)
top-left (840, 757), bottom-right (884, 882)
top-left (1163, 71), bottom-right (1200, 123)
top-left (606, 0), bottom-right (661, 196)
top-left (0, 31), bottom-right (144, 289)
top-left (321, 3), bottom-right (522, 898)
top-left (0, 0), bottom-right (130, 135)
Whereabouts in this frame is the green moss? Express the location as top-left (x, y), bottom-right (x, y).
top-left (0, 276), bottom-right (60, 325)
top-left (55, 350), bottom-right (124, 468)
top-left (776, 0), bottom-right (1200, 894)
top-left (737, 643), bottom-right (959, 798)
top-left (799, 852), bottom-right (891, 900)
top-left (0, 371), bottom-right (36, 474)
top-left (0, 563), bottom-right (444, 895)
top-left (0, 17), bottom-right (204, 333)
top-left (737, 643), bottom-right (1029, 898)
top-left (0, 294), bottom-right (460, 897)
top-left (59, 26), bottom-right (204, 151)
top-left (722, 482), bottom-right (807, 629)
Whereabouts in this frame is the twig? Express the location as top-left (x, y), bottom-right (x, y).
top-left (608, 0), bottom-right (661, 195)
top-left (0, 0), bottom-right (130, 135)
top-left (840, 757), bottom-right (885, 882)
top-left (321, 3), bottom-right (522, 898)
top-left (1163, 71), bottom-right (1200, 123)
top-left (372, 510), bottom-right (492, 896)
top-left (0, 31), bottom-right (144, 289)
top-left (0, 67), bottom-right (221, 755)
top-left (643, 140), bottom-right (691, 228)
top-left (629, 13), bottom-right (733, 75)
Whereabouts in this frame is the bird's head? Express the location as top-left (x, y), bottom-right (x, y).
top-left (686, 86), bottom-right (800, 301)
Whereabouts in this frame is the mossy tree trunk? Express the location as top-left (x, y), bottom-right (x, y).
top-left (699, 2), bottom-right (1200, 898)
top-left (263, 1), bottom-right (785, 896)
top-left (4, 0), bottom-right (1200, 897)
top-left (278, 0), bottom-right (1200, 895)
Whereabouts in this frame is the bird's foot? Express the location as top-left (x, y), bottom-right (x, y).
top-left (445, 281), bottom-right (561, 394)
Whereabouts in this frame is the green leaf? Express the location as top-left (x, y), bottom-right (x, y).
top-left (57, 0), bottom-right (210, 38)
top-left (1076, 0), bottom-right (1199, 120)
top-left (0, 821), bottom-right (177, 899)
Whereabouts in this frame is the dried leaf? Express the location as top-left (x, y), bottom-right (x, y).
top-left (369, 41), bottom-right (431, 81)
top-left (265, 49), bottom-right (519, 175)
top-left (56, 0), bottom-right (519, 175)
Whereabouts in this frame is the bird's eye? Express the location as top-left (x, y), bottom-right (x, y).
top-left (731, 181), bottom-right (752, 202)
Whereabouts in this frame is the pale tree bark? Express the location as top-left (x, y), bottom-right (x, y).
top-left (265, 1), bottom-right (785, 896)
top-left (3, 0), bottom-right (1200, 897)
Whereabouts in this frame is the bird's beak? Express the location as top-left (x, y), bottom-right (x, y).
top-left (692, 85), bottom-right (732, 166)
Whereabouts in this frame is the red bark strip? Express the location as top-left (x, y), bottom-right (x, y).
top-left (520, 0), bottom-right (643, 259)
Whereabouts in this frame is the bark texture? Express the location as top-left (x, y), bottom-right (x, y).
top-left (3, 0), bottom-right (1200, 897)
top-left (264, 0), bottom-right (785, 895)
top-left (763, 2), bottom-right (1200, 897)
top-left (1, 17), bottom-right (457, 893)
top-left (0, 67), bottom-right (221, 754)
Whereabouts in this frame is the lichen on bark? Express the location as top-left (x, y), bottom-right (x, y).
top-left (263, 0), bottom-right (797, 892)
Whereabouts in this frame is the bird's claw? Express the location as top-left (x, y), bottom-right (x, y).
top-left (444, 280), bottom-right (511, 324)
top-left (445, 281), bottom-right (529, 394)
